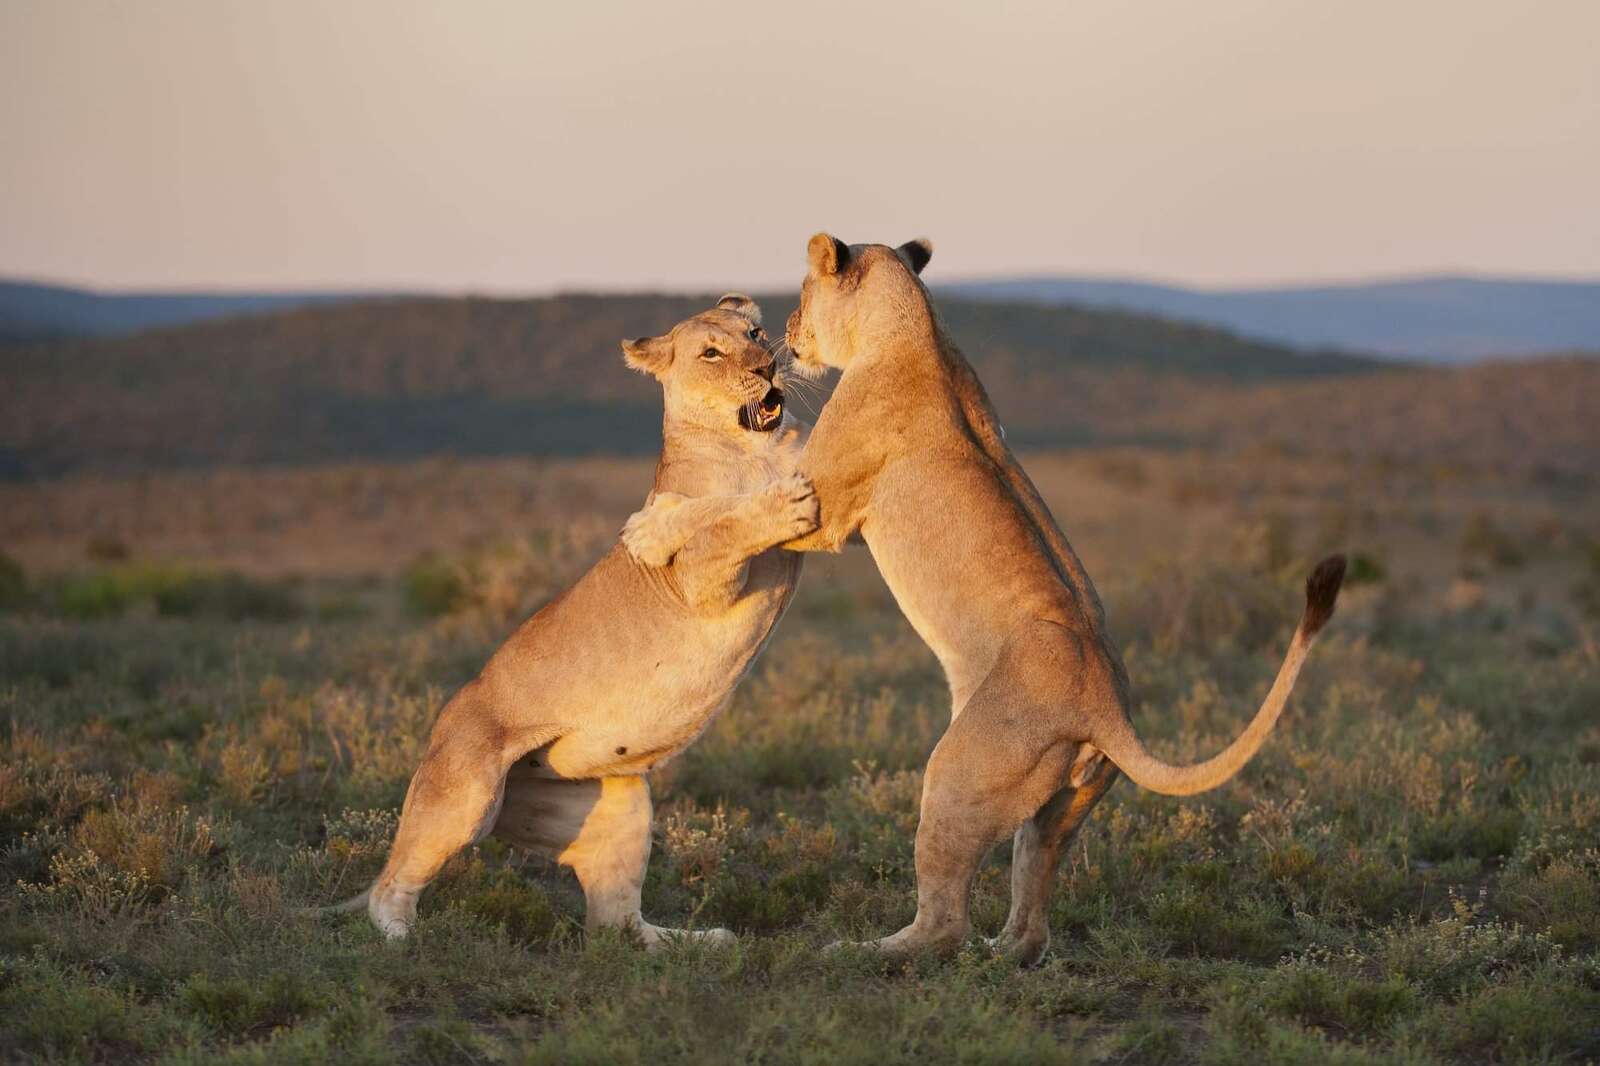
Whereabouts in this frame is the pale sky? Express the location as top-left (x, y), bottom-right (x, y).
top-left (2, 0), bottom-right (1597, 293)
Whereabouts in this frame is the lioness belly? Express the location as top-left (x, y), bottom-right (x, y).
top-left (487, 547), bottom-right (798, 779)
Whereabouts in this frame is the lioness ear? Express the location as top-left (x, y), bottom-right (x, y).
top-left (716, 292), bottom-right (762, 326)
top-left (621, 334), bottom-right (672, 377)
top-left (807, 232), bottom-right (850, 277)
top-left (898, 238), bottom-right (933, 275)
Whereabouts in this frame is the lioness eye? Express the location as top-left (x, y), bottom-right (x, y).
top-left (748, 326), bottom-right (762, 340)
top-left (700, 348), bottom-right (723, 361)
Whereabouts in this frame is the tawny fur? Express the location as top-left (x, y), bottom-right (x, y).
top-left (627, 237), bottom-right (1345, 966)
top-left (322, 297), bottom-right (816, 945)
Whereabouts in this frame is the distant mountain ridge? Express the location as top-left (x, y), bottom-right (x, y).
top-left (0, 279), bottom-right (383, 346)
top-left (944, 275), bottom-right (1600, 362)
top-left (6, 274), bottom-right (1599, 364)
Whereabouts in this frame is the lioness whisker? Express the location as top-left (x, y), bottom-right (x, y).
top-left (788, 388), bottom-right (818, 419)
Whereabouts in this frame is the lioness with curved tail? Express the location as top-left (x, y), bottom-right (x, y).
top-left (324, 295), bottom-right (817, 945)
top-left (627, 237), bottom-right (1345, 966)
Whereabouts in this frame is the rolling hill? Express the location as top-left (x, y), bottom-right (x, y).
top-left (9, 274), bottom-right (1600, 366)
top-left (2, 290), bottom-right (1593, 483)
top-left (947, 275), bottom-right (1600, 362)
top-left (0, 292), bottom-right (1391, 479)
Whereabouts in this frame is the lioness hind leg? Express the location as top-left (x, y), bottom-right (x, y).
top-left (837, 651), bottom-right (1080, 958)
top-left (369, 702), bottom-right (511, 938)
top-left (990, 756), bottom-right (1120, 967)
top-left (494, 769), bottom-right (733, 948)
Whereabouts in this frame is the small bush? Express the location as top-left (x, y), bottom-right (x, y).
top-left (1460, 513), bottom-right (1526, 570)
top-left (1265, 963), bottom-right (1418, 1039)
top-left (46, 564), bottom-right (301, 621)
top-left (153, 571), bottom-right (300, 621)
top-left (57, 571), bottom-right (137, 618)
top-left (1117, 563), bottom-right (1296, 654)
top-left (1344, 552), bottom-right (1386, 586)
top-left (1147, 886), bottom-right (1292, 963)
top-left (1412, 808), bottom-right (1522, 862)
top-left (403, 555), bottom-right (470, 617)
top-left (180, 972), bottom-right (329, 1038)
top-left (0, 964), bottom-right (173, 1060)
top-left (1407, 981), bottom-right (1600, 1062)
top-left (1498, 852), bottom-right (1600, 950)
top-left (85, 535), bottom-right (131, 562)
top-left (0, 549), bottom-right (28, 609)
top-left (456, 875), bottom-right (565, 944)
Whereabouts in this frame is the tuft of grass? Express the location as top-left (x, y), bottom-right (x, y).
top-left (180, 972), bottom-right (331, 1038)
top-left (402, 555), bottom-right (470, 617)
top-left (454, 871), bottom-right (568, 946)
top-left (0, 548), bottom-right (28, 609)
top-left (1343, 552), bottom-right (1386, 586)
top-left (1459, 512), bottom-right (1527, 571)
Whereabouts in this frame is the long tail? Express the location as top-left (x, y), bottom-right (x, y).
top-left (1093, 555), bottom-right (1347, 797)
top-left (299, 887), bottom-right (371, 918)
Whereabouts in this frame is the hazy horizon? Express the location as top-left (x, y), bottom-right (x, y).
top-left (4, 0), bottom-right (1597, 293)
top-left (7, 268), bottom-right (1600, 300)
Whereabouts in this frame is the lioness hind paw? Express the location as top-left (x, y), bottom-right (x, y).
top-left (640, 925), bottom-right (736, 950)
top-left (984, 931), bottom-right (1050, 969)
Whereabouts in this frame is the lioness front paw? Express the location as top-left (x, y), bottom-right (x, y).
top-left (764, 474), bottom-right (819, 539)
top-left (621, 493), bottom-right (688, 567)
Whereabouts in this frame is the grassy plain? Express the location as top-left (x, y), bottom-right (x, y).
top-left (3, 446), bottom-right (1598, 1063)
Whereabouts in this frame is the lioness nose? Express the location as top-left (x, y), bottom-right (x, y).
top-left (753, 361), bottom-right (776, 381)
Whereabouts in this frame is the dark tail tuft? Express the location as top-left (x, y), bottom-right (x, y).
top-left (1300, 554), bottom-right (1347, 637)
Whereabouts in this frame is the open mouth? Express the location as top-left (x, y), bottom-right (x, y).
top-left (738, 386), bottom-right (784, 432)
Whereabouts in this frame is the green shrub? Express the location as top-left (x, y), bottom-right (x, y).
top-left (403, 556), bottom-right (470, 616)
top-left (0, 962), bottom-right (176, 1060)
top-left (456, 875), bottom-right (565, 945)
top-left (1407, 981), bottom-right (1600, 1062)
top-left (46, 564), bottom-right (301, 621)
top-left (153, 572), bottom-right (300, 621)
top-left (1498, 855), bottom-right (1600, 950)
top-left (1265, 965), bottom-right (1418, 1038)
top-left (0, 549), bottom-right (28, 609)
top-left (1344, 552), bottom-right (1386, 586)
top-left (1147, 886), bottom-right (1292, 963)
top-left (180, 972), bottom-right (329, 1037)
top-left (57, 571), bottom-right (137, 618)
top-left (1412, 808), bottom-right (1522, 862)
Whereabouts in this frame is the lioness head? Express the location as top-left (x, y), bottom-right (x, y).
top-left (785, 234), bottom-right (933, 376)
top-left (622, 294), bottom-right (787, 433)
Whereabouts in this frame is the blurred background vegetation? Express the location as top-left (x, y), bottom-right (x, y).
top-left (1, 293), bottom-right (1596, 1062)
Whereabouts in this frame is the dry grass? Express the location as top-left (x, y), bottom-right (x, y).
top-left (2, 446), bottom-right (1598, 1063)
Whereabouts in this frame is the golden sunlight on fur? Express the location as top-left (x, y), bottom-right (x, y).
top-left (318, 296), bottom-right (817, 944)
top-left (628, 237), bottom-right (1345, 966)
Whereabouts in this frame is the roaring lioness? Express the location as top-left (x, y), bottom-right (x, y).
top-left (626, 237), bottom-right (1344, 965)
top-left (327, 295), bottom-right (815, 944)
